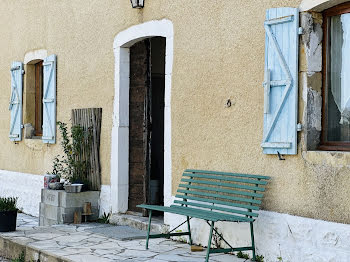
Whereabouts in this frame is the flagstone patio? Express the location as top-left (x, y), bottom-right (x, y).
top-left (0, 213), bottom-right (247, 262)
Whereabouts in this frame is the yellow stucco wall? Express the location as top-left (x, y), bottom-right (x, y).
top-left (1, 0), bottom-right (350, 224)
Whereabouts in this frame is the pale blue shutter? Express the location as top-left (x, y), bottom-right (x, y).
top-left (9, 62), bottom-right (24, 142)
top-left (261, 8), bottom-right (299, 155)
top-left (42, 54), bottom-right (57, 144)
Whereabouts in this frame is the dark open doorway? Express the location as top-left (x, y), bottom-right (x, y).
top-left (128, 37), bottom-right (165, 216)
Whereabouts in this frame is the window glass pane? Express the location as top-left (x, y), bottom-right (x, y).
top-left (326, 13), bottom-right (350, 141)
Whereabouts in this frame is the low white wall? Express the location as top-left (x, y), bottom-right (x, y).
top-left (0, 170), bottom-right (43, 216)
top-left (165, 210), bottom-right (350, 262)
top-left (0, 170), bottom-right (110, 218)
top-left (99, 184), bottom-right (111, 216)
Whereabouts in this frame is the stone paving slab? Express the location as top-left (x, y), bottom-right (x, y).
top-left (86, 225), bottom-right (148, 240)
top-left (0, 214), bottom-right (247, 262)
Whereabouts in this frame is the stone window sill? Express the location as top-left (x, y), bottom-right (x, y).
top-left (24, 137), bottom-right (46, 151)
top-left (25, 136), bottom-right (42, 140)
top-left (302, 150), bottom-right (350, 166)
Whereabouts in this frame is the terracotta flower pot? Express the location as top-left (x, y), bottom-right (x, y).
top-left (0, 210), bottom-right (17, 232)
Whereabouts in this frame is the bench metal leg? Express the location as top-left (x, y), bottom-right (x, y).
top-left (206, 221), bottom-right (215, 262)
top-left (146, 210), bottom-right (152, 250)
top-left (250, 222), bottom-right (256, 261)
top-left (186, 216), bottom-right (192, 245)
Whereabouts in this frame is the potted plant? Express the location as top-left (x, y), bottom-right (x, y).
top-left (47, 121), bottom-right (92, 192)
top-left (45, 156), bottom-right (64, 190)
top-left (0, 197), bottom-right (18, 232)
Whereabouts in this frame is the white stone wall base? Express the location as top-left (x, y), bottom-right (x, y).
top-left (0, 170), bottom-right (43, 216)
top-left (99, 185), bottom-right (111, 216)
top-left (165, 210), bottom-right (350, 262)
top-left (0, 170), bottom-right (111, 218)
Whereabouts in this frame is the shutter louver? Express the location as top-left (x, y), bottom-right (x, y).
top-left (42, 54), bottom-right (57, 144)
top-left (261, 8), bottom-right (299, 155)
top-left (9, 62), bottom-right (24, 142)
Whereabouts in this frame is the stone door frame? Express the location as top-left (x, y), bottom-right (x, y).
top-left (111, 19), bottom-right (174, 213)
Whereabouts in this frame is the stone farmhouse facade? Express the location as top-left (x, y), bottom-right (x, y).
top-left (1, 0), bottom-right (350, 260)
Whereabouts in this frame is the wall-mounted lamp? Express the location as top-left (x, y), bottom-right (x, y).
top-left (130, 0), bottom-right (144, 8)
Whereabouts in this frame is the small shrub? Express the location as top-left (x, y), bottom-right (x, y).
top-left (0, 197), bottom-right (18, 212)
top-left (48, 121), bottom-right (92, 189)
top-left (11, 251), bottom-right (25, 262)
top-left (237, 251), bottom-right (250, 259)
top-left (97, 212), bottom-right (111, 224)
top-left (255, 254), bottom-right (264, 262)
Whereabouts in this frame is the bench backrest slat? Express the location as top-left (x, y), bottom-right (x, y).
top-left (177, 189), bottom-right (262, 205)
top-left (185, 169), bottom-right (271, 180)
top-left (182, 173), bottom-right (268, 186)
top-left (173, 200), bottom-right (258, 217)
top-left (181, 178), bottom-right (266, 193)
top-left (170, 205), bottom-right (254, 222)
top-left (174, 169), bottom-right (270, 220)
top-left (179, 183), bottom-right (264, 198)
top-left (175, 194), bottom-right (260, 211)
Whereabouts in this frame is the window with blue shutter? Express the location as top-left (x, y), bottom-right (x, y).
top-left (9, 62), bottom-right (24, 142)
top-left (42, 54), bottom-right (57, 144)
top-left (261, 8), bottom-right (299, 155)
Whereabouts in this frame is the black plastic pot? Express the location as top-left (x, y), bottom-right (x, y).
top-left (0, 210), bottom-right (17, 232)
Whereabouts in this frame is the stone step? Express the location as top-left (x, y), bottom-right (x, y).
top-left (0, 235), bottom-right (66, 262)
top-left (109, 212), bottom-right (169, 233)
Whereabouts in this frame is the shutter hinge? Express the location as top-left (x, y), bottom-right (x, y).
top-left (42, 136), bottom-right (54, 140)
top-left (297, 123), bottom-right (303, 131)
top-left (20, 124), bottom-right (24, 129)
top-left (298, 27), bottom-right (304, 35)
top-left (43, 98), bottom-right (54, 103)
top-left (10, 66), bottom-right (20, 71)
top-left (22, 70), bottom-right (25, 75)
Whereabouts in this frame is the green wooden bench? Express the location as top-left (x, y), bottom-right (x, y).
top-left (137, 169), bottom-right (270, 262)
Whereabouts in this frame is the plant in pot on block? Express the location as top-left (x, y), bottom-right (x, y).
top-left (48, 121), bottom-right (92, 193)
top-left (0, 197), bottom-right (18, 232)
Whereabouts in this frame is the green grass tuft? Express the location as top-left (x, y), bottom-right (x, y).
top-left (237, 251), bottom-right (250, 259)
top-left (11, 252), bottom-right (25, 262)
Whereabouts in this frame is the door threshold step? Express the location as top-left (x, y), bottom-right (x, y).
top-left (110, 212), bottom-right (169, 233)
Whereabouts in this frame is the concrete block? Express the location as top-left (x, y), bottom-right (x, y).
top-left (41, 189), bottom-right (61, 206)
top-left (60, 190), bottom-right (99, 208)
top-left (40, 202), bottom-right (62, 221)
top-left (41, 189), bottom-right (100, 207)
top-left (40, 190), bottom-right (100, 226)
top-left (62, 206), bottom-right (99, 223)
top-left (39, 216), bottom-right (60, 226)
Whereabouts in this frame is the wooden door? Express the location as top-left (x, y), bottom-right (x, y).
top-left (129, 39), bottom-right (152, 214)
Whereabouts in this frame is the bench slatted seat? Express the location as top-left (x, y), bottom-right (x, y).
top-left (137, 169), bottom-right (270, 262)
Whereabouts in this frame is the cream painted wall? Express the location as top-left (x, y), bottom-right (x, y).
top-left (1, 0), bottom-right (350, 224)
